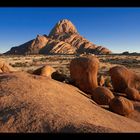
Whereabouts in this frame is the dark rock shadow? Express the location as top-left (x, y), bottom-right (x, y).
top-left (134, 103), bottom-right (140, 113)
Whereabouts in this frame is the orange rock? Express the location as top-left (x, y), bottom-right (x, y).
top-left (109, 96), bottom-right (134, 116)
top-left (0, 69), bottom-right (2, 73)
top-left (5, 19), bottom-right (111, 55)
top-left (70, 55), bottom-right (99, 94)
top-left (0, 72), bottom-right (140, 132)
top-left (109, 66), bottom-right (140, 92)
top-left (49, 19), bottom-right (77, 37)
top-left (0, 60), bottom-right (16, 72)
top-left (47, 41), bottom-right (76, 54)
top-left (91, 87), bottom-right (115, 105)
top-left (0, 61), bottom-right (3, 68)
top-left (33, 65), bottom-right (56, 78)
top-left (125, 87), bottom-right (140, 101)
top-left (32, 35), bottom-right (49, 49)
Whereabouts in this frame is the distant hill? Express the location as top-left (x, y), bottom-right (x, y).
top-left (5, 19), bottom-right (111, 55)
top-left (122, 51), bottom-right (140, 56)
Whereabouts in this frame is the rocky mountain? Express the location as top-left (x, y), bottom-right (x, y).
top-left (5, 19), bottom-right (111, 55)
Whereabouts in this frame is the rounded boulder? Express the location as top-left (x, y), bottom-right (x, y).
top-left (125, 87), bottom-right (140, 101)
top-left (109, 66), bottom-right (140, 92)
top-left (33, 65), bottom-right (56, 78)
top-left (91, 87), bottom-right (115, 105)
top-left (109, 96), bottom-right (134, 116)
top-left (0, 60), bottom-right (16, 72)
top-left (70, 55), bottom-right (99, 94)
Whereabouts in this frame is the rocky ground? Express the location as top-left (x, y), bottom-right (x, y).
top-left (0, 71), bottom-right (140, 132)
top-left (0, 54), bottom-right (140, 132)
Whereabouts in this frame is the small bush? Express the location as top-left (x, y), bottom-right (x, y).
top-left (105, 76), bottom-right (111, 87)
top-left (11, 62), bottom-right (28, 67)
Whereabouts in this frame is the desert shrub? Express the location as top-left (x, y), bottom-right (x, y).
top-left (25, 57), bottom-right (31, 60)
top-left (13, 58), bottom-right (21, 61)
top-left (101, 66), bottom-right (107, 69)
top-left (49, 56), bottom-right (60, 61)
top-left (9, 63), bottom-right (12, 66)
top-left (105, 76), bottom-right (111, 87)
top-left (11, 62), bottom-right (28, 67)
top-left (39, 57), bottom-right (47, 62)
top-left (32, 58), bottom-right (38, 62)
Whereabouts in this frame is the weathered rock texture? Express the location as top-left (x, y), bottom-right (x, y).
top-left (49, 19), bottom-right (78, 37)
top-left (33, 65), bottom-right (56, 78)
top-left (91, 87), bottom-right (115, 105)
top-left (109, 66), bottom-right (140, 92)
top-left (0, 72), bottom-right (140, 132)
top-left (70, 55), bottom-right (99, 94)
top-left (109, 96), bottom-right (134, 116)
top-left (5, 19), bottom-right (111, 55)
top-left (0, 60), bottom-right (16, 72)
top-left (125, 87), bottom-right (140, 101)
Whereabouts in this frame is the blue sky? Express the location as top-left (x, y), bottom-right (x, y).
top-left (0, 8), bottom-right (140, 53)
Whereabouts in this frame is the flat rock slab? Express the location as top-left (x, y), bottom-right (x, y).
top-left (0, 72), bottom-right (140, 132)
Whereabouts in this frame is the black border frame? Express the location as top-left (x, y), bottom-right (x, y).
top-left (0, 0), bottom-right (140, 7)
top-left (0, 0), bottom-right (140, 138)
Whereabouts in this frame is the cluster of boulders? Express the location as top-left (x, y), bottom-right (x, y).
top-left (31, 55), bottom-right (140, 116)
top-left (69, 55), bottom-right (140, 116)
top-left (1, 54), bottom-right (140, 117)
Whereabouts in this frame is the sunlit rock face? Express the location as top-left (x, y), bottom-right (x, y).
top-left (5, 19), bottom-right (111, 55)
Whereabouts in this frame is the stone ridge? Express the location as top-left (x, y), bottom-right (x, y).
top-left (5, 19), bottom-right (112, 55)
